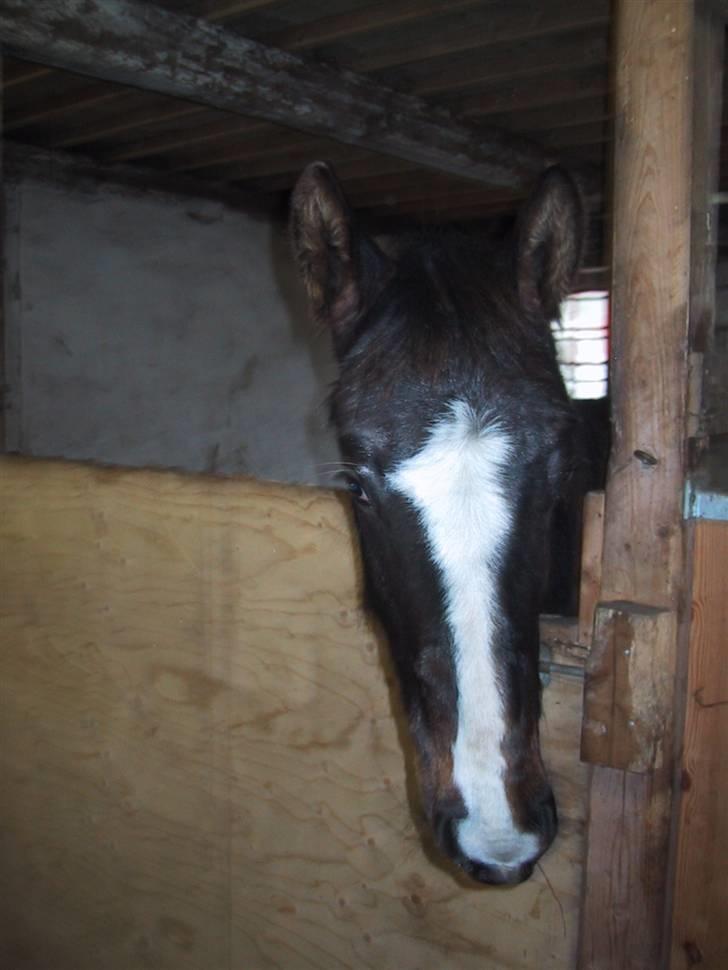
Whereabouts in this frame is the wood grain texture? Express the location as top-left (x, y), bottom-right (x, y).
top-left (0, 50), bottom-right (4, 452)
top-left (577, 492), bottom-right (604, 648)
top-left (598, 0), bottom-right (691, 611)
top-left (670, 522), bottom-right (728, 970)
top-left (581, 602), bottom-right (676, 772)
top-left (0, 457), bottom-right (588, 970)
top-left (578, 1), bottom-right (695, 967)
top-left (0, 0), bottom-right (549, 189)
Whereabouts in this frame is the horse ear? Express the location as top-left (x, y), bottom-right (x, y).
top-left (516, 167), bottom-right (584, 321)
top-left (291, 161), bottom-right (384, 353)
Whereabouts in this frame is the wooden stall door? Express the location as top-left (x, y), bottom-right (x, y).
top-left (0, 457), bottom-right (588, 970)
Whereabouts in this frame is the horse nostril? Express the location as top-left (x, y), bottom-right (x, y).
top-left (433, 809), bottom-right (458, 858)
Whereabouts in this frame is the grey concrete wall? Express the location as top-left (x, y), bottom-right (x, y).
top-left (4, 173), bottom-right (340, 485)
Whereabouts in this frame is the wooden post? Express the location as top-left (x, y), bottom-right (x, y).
top-left (669, 522), bottom-right (728, 969)
top-left (669, 2), bottom-right (726, 966)
top-left (0, 50), bottom-right (4, 453)
top-left (578, 2), bottom-right (695, 967)
top-left (577, 490), bottom-right (605, 647)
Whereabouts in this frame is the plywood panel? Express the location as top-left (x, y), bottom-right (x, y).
top-left (0, 457), bottom-right (587, 970)
top-left (670, 521), bottom-right (728, 970)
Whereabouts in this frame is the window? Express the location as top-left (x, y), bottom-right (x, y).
top-left (552, 291), bottom-right (609, 399)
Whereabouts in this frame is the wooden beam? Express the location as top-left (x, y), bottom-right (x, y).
top-left (53, 99), bottom-right (206, 149)
top-left (0, 0), bottom-right (551, 190)
top-left (258, 0), bottom-right (488, 53)
top-left (351, 0), bottom-right (610, 74)
top-left (216, 139), bottom-right (371, 183)
top-left (170, 128), bottom-right (324, 173)
top-left (152, 96), bottom-right (610, 177)
top-left (577, 490), bottom-right (605, 647)
top-left (458, 65), bottom-right (610, 119)
top-left (254, 155), bottom-right (414, 194)
top-left (669, 6), bottom-right (726, 968)
top-left (0, 49), bottom-right (4, 453)
top-left (582, 603), bottom-right (677, 772)
top-left (669, 522), bottom-right (728, 969)
top-left (541, 121), bottom-right (610, 149)
top-left (172, 0), bottom-right (281, 22)
top-left (407, 29), bottom-right (609, 97)
top-left (492, 96), bottom-right (610, 135)
top-left (247, 80), bottom-right (611, 194)
top-left (106, 76), bottom-right (609, 170)
top-left (578, 2), bottom-right (695, 967)
top-left (2, 59), bottom-right (53, 89)
top-left (105, 117), bottom-right (267, 164)
top-left (3, 82), bottom-right (123, 132)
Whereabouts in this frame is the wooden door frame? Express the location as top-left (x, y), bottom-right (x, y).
top-left (578, 2), bottom-right (725, 967)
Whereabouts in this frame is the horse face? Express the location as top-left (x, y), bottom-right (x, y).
top-left (291, 163), bottom-right (583, 885)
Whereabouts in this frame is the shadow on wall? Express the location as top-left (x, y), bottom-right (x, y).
top-left (5, 173), bottom-right (341, 486)
top-left (267, 219), bottom-right (341, 486)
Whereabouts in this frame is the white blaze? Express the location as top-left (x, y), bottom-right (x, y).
top-left (387, 399), bottom-right (539, 868)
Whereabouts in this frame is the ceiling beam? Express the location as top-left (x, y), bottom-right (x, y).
top-left (107, 65), bottom-right (611, 168)
top-left (0, 0), bottom-right (552, 189)
top-left (3, 140), bottom-right (276, 216)
top-left (2, 60), bottom-right (54, 88)
top-left (170, 0), bottom-right (282, 23)
top-left (350, 0), bottom-right (610, 74)
top-left (4, 82), bottom-right (124, 132)
top-left (410, 30), bottom-right (609, 97)
top-left (257, 0), bottom-right (488, 53)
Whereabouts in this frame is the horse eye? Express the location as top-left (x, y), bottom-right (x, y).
top-left (346, 478), bottom-right (370, 505)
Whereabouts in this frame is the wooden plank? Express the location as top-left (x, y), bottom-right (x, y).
top-left (595, 1), bottom-right (692, 610)
top-left (105, 116), bottom-right (266, 163)
top-left (20, 1), bottom-right (487, 165)
top-left (577, 491), bottom-right (605, 647)
top-left (670, 521), bottom-right (728, 970)
top-left (688, 0), bottom-right (725, 445)
top-left (407, 30), bottom-right (609, 97)
top-left (208, 138), bottom-right (372, 184)
top-left (53, 97), bottom-right (205, 149)
top-left (668, 11), bottom-right (725, 964)
top-left (0, 456), bottom-right (588, 970)
top-left (540, 615), bottom-right (590, 674)
top-left (459, 65), bottom-right (609, 120)
top-left (2, 59), bottom-right (54, 88)
top-left (3, 82), bottom-right (122, 131)
top-left (0, 0), bottom-right (550, 189)
top-left (253, 155), bottom-right (414, 195)
top-left (0, 49), bottom-right (3, 452)
top-left (174, 0), bottom-right (281, 22)
top-left (581, 602), bottom-right (677, 772)
top-left (494, 96), bottom-right (610, 135)
top-left (352, 0), bottom-right (610, 74)
top-left (170, 128), bottom-right (326, 173)
top-left (259, 0), bottom-right (488, 53)
top-left (578, 1), bottom-right (695, 967)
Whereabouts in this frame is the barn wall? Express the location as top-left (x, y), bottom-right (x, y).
top-left (0, 456), bottom-right (588, 970)
top-left (3, 171), bottom-right (339, 483)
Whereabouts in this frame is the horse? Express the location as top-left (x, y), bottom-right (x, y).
top-left (290, 161), bottom-right (585, 886)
